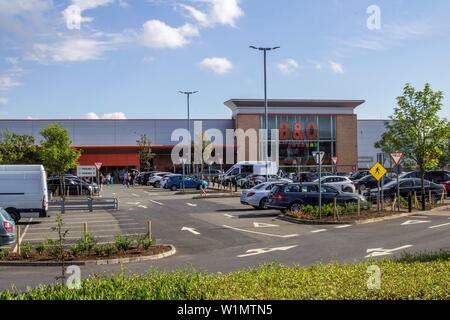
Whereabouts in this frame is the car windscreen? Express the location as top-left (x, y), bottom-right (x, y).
top-left (0, 209), bottom-right (13, 222)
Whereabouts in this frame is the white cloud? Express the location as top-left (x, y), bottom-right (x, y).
top-left (118, 0), bottom-right (129, 8)
top-left (0, 74), bottom-right (22, 91)
top-left (329, 61), bottom-right (344, 74)
top-left (277, 58), bottom-right (300, 75)
top-left (140, 20), bottom-right (199, 49)
top-left (0, 0), bottom-right (52, 15)
top-left (199, 57), bottom-right (233, 75)
top-left (84, 112), bottom-right (127, 119)
top-left (307, 60), bottom-right (323, 71)
top-left (182, 0), bottom-right (244, 28)
top-left (62, 0), bottom-right (115, 29)
top-left (26, 38), bottom-right (109, 63)
top-left (71, 0), bottom-right (115, 11)
top-left (0, 97), bottom-right (8, 105)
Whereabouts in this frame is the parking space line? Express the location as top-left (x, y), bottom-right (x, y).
top-left (335, 225), bottom-right (352, 229)
top-left (35, 218), bottom-right (135, 224)
top-left (311, 229), bottom-right (327, 233)
top-left (429, 222), bottom-right (450, 229)
top-left (222, 225), bottom-right (299, 238)
top-left (150, 200), bottom-right (164, 206)
top-left (12, 218), bottom-right (33, 253)
top-left (25, 222), bottom-right (140, 231)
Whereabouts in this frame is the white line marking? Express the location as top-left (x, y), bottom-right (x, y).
top-left (126, 202), bottom-right (141, 205)
top-left (222, 225), bottom-right (298, 238)
top-left (137, 205), bottom-right (148, 209)
top-left (181, 227), bottom-right (200, 235)
top-left (27, 223), bottom-right (140, 231)
top-left (224, 214), bottom-right (234, 218)
top-left (335, 225), bottom-right (352, 229)
top-left (131, 193), bottom-right (140, 197)
top-left (253, 222), bottom-right (279, 228)
top-left (401, 220), bottom-right (431, 226)
top-left (186, 203), bottom-right (197, 207)
top-left (365, 245), bottom-right (413, 258)
top-left (150, 200), bottom-right (163, 206)
top-left (311, 229), bottom-right (327, 233)
top-left (237, 245), bottom-right (297, 258)
top-left (13, 218), bottom-right (33, 253)
top-left (429, 222), bottom-right (450, 229)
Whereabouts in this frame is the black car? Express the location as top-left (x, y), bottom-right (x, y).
top-left (47, 177), bottom-right (95, 196)
top-left (136, 171), bottom-right (156, 185)
top-left (267, 183), bottom-right (367, 213)
top-left (369, 178), bottom-right (445, 201)
top-left (349, 171), bottom-right (370, 181)
top-left (399, 171), bottom-right (450, 184)
top-left (355, 175), bottom-right (392, 191)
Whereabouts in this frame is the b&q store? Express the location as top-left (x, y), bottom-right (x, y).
top-left (0, 99), bottom-right (388, 173)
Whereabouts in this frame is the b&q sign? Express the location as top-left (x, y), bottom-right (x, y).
top-left (279, 121), bottom-right (319, 141)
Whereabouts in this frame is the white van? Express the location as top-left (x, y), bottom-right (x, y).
top-left (0, 165), bottom-right (48, 223)
top-left (222, 161), bottom-right (278, 180)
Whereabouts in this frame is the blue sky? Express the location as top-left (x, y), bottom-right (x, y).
top-left (0, 0), bottom-right (449, 120)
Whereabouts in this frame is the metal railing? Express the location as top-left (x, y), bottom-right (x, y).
top-left (49, 197), bottom-right (119, 213)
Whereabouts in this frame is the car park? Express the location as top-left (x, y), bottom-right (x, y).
top-left (369, 178), bottom-right (445, 201)
top-left (136, 171), bottom-right (156, 185)
top-left (267, 183), bottom-right (366, 213)
top-left (399, 170), bottom-right (450, 184)
top-left (198, 169), bottom-right (223, 179)
top-left (0, 165), bottom-right (49, 223)
top-left (47, 177), bottom-right (95, 196)
top-left (0, 208), bottom-right (16, 246)
top-left (355, 175), bottom-right (392, 192)
top-left (148, 172), bottom-right (171, 188)
top-left (314, 176), bottom-right (356, 193)
top-left (349, 171), bottom-right (370, 181)
top-left (241, 181), bottom-right (288, 209)
top-left (163, 175), bottom-right (209, 191)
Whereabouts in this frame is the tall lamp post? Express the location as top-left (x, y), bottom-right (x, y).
top-left (179, 91), bottom-right (198, 175)
top-left (250, 46), bottom-right (280, 182)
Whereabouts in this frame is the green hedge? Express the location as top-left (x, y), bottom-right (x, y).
top-left (1, 254), bottom-right (449, 300)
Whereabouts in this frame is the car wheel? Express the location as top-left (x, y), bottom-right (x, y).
top-left (171, 185), bottom-right (178, 191)
top-left (6, 208), bottom-right (20, 224)
top-left (154, 181), bottom-right (160, 188)
top-left (259, 197), bottom-right (269, 210)
top-left (289, 202), bottom-right (302, 214)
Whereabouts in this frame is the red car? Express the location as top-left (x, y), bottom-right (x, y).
top-left (444, 181), bottom-right (450, 197)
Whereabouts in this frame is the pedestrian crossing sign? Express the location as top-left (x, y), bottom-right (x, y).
top-left (369, 162), bottom-right (387, 181)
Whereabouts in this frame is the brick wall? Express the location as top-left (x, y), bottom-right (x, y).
top-left (336, 115), bottom-right (358, 172)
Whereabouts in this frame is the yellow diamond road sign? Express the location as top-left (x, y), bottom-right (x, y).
top-left (370, 162), bottom-right (387, 181)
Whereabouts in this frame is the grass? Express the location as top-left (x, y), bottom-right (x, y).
top-left (1, 251), bottom-right (449, 300)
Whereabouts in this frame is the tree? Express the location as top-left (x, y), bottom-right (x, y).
top-left (40, 124), bottom-right (81, 200)
top-left (375, 83), bottom-right (450, 210)
top-left (136, 134), bottom-right (154, 171)
top-left (0, 130), bottom-right (40, 164)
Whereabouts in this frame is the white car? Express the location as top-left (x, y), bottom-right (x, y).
top-left (240, 181), bottom-right (287, 209)
top-left (314, 176), bottom-right (356, 193)
top-left (147, 172), bottom-right (171, 188)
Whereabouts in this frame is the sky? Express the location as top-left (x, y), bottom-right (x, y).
top-left (0, 0), bottom-right (449, 120)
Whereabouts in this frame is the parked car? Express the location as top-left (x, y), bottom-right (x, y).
top-left (163, 175), bottom-right (209, 191)
top-left (355, 175), bottom-right (392, 192)
top-left (241, 181), bottom-right (288, 209)
top-left (246, 174), bottom-right (292, 186)
top-left (136, 171), bottom-right (157, 185)
top-left (314, 176), bottom-right (356, 193)
top-left (198, 169), bottom-right (223, 179)
top-left (47, 177), bottom-right (95, 196)
top-left (148, 172), bottom-right (171, 188)
top-left (222, 172), bottom-right (253, 188)
top-left (369, 178), bottom-right (445, 201)
top-left (399, 171), bottom-right (450, 184)
top-left (267, 183), bottom-right (366, 213)
top-left (444, 181), bottom-right (450, 197)
top-left (0, 165), bottom-right (49, 223)
top-left (349, 171), bottom-right (370, 181)
top-left (0, 208), bottom-right (16, 246)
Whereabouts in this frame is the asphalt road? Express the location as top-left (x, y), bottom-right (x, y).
top-left (0, 185), bottom-right (449, 291)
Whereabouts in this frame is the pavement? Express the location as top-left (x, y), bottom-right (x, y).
top-left (0, 184), bottom-right (449, 291)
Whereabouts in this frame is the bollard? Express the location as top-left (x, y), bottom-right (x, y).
top-left (408, 193), bottom-right (412, 213)
top-left (16, 225), bottom-right (21, 256)
top-left (428, 190), bottom-right (432, 207)
top-left (83, 222), bottom-right (88, 239)
top-left (357, 198), bottom-right (360, 216)
top-left (88, 198), bottom-right (93, 212)
top-left (333, 197), bottom-right (337, 220)
top-left (61, 198), bottom-right (65, 214)
top-left (441, 191), bottom-right (445, 205)
top-left (147, 221), bottom-right (152, 240)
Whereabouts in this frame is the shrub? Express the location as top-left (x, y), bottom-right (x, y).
top-left (45, 239), bottom-right (62, 259)
top-left (114, 235), bottom-right (134, 252)
top-left (93, 244), bottom-right (115, 257)
top-left (71, 233), bottom-right (98, 256)
top-left (20, 242), bottom-right (33, 259)
top-left (136, 236), bottom-right (153, 250)
top-left (0, 249), bottom-right (9, 261)
top-left (34, 242), bottom-right (46, 255)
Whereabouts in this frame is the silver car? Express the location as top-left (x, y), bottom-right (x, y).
top-left (240, 181), bottom-right (287, 209)
top-left (0, 208), bottom-right (16, 246)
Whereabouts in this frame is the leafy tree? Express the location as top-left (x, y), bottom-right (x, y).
top-left (375, 83), bottom-right (450, 210)
top-left (0, 130), bottom-right (40, 164)
top-left (136, 134), bottom-right (154, 171)
top-left (40, 124), bottom-right (81, 200)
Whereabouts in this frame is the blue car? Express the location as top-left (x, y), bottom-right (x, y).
top-left (0, 208), bottom-right (16, 246)
top-left (164, 176), bottom-right (209, 191)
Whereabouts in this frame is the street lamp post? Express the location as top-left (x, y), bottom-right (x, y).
top-left (250, 46), bottom-right (280, 182)
top-left (179, 91), bottom-right (198, 176)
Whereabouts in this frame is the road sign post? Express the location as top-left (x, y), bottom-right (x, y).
top-left (332, 156), bottom-right (338, 174)
top-left (312, 151), bottom-right (325, 220)
top-left (94, 163), bottom-right (102, 196)
top-left (370, 162), bottom-right (387, 213)
top-left (390, 152), bottom-right (403, 212)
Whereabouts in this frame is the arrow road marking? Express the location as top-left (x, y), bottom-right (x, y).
top-left (186, 203), bottom-right (197, 207)
top-left (429, 222), bottom-right (450, 229)
top-left (223, 225), bottom-right (298, 238)
top-left (253, 222), bottom-right (279, 228)
top-left (181, 227), bottom-right (200, 235)
top-left (237, 245), bottom-right (297, 258)
top-left (401, 220), bottom-right (431, 226)
top-left (365, 245), bottom-right (413, 258)
top-left (150, 200), bottom-right (163, 206)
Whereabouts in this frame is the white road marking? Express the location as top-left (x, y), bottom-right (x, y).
top-left (150, 200), bottom-right (164, 206)
top-left (335, 224), bottom-right (352, 229)
top-left (365, 245), bottom-right (413, 258)
top-left (137, 205), bottom-right (148, 209)
top-left (131, 193), bottom-right (140, 197)
top-left (429, 222), bottom-right (450, 229)
top-left (253, 222), bottom-right (279, 228)
top-left (401, 220), bottom-right (431, 226)
top-left (237, 245), bottom-right (297, 258)
top-left (181, 227), bottom-right (200, 235)
top-left (224, 214), bottom-right (234, 218)
top-left (126, 202), bottom-right (141, 205)
top-left (311, 229), bottom-right (327, 233)
top-left (222, 225), bottom-right (298, 238)
top-left (26, 222), bottom-right (140, 231)
top-left (186, 203), bottom-right (198, 207)
top-left (13, 218), bottom-right (33, 253)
